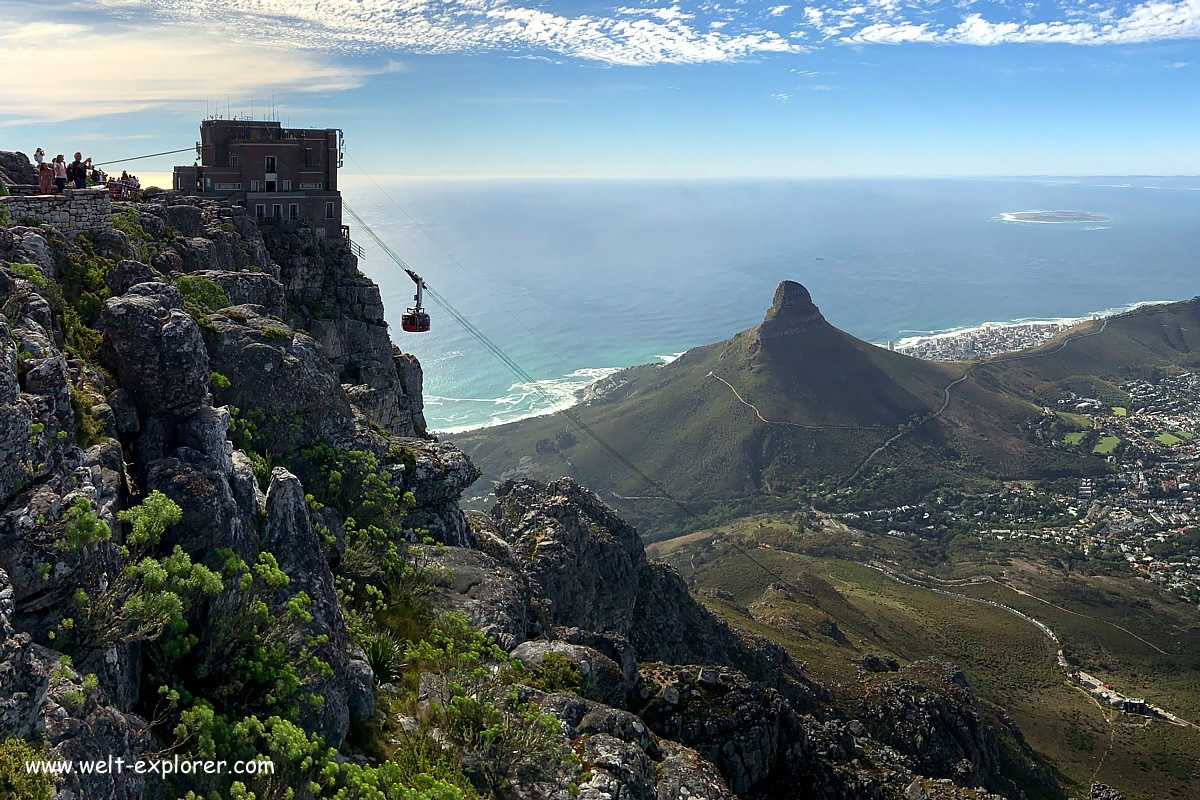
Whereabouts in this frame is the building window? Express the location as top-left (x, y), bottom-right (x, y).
top-left (265, 179), bottom-right (277, 192)
top-left (325, 201), bottom-right (335, 219)
top-left (272, 204), bottom-right (282, 219)
top-left (265, 155), bottom-right (277, 173)
top-left (255, 204), bottom-right (265, 219)
top-left (289, 203), bottom-right (299, 221)
top-left (250, 179), bottom-right (261, 192)
top-left (282, 179), bottom-right (291, 191)
top-left (229, 154), bottom-right (239, 168)
top-left (304, 148), bottom-right (312, 168)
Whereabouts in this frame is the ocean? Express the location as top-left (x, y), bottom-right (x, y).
top-left (342, 177), bottom-right (1200, 433)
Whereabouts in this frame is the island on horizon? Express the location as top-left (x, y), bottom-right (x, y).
top-left (1001, 209), bottom-right (1111, 223)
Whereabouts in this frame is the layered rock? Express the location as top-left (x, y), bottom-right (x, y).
top-left (100, 283), bottom-right (209, 414)
top-left (859, 661), bottom-right (1002, 789)
top-left (261, 223), bottom-right (427, 436)
top-left (0, 150), bottom-right (38, 185)
top-left (0, 567), bottom-right (151, 800)
top-left (488, 477), bottom-right (816, 702)
top-left (262, 469), bottom-right (374, 741)
top-left (755, 279), bottom-right (828, 344)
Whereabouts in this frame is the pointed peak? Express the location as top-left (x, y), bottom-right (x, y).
top-left (757, 280), bottom-right (826, 342)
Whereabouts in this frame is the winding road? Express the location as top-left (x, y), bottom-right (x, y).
top-left (866, 560), bottom-right (1200, 733)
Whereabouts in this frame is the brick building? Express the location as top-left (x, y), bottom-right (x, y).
top-left (173, 119), bottom-right (344, 237)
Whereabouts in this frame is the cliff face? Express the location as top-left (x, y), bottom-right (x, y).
top-left (0, 153), bottom-right (477, 798)
top-left (755, 279), bottom-right (828, 344)
top-left (0, 151), bottom-right (1063, 800)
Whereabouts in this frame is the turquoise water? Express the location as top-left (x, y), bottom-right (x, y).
top-left (343, 177), bottom-right (1200, 433)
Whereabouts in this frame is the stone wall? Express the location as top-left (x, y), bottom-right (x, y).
top-left (0, 187), bottom-right (112, 234)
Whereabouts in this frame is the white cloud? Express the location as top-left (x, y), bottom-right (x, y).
top-left (771, 91), bottom-right (793, 100)
top-left (99, 0), bottom-right (807, 67)
top-left (0, 21), bottom-right (397, 124)
top-left (839, 0), bottom-right (1200, 45)
top-left (844, 21), bottom-right (936, 42)
top-left (767, 4), bottom-right (791, 15)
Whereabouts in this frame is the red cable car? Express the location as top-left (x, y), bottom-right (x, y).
top-left (401, 268), bottom-right (431, 333)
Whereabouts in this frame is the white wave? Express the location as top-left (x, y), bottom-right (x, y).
top-left (656, 352), bottom-right (685, 364)
top-left (997, 210), bottom-right (1112, 224)
top-left (433, 366), bottom-right (622, 434)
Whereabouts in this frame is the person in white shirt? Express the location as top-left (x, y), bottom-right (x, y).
top-left (52, 155), bottom-right (68, 192)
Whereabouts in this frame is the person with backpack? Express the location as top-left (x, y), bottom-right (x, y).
top-left (69, 152), bottom-right (88, 189)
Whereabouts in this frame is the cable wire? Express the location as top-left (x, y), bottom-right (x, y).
top-left (91, 147), bottom-right (197, 168)
top-left (343, 199), bottom-right (798, 587)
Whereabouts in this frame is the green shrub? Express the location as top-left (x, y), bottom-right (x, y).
top-left (176, 276), bottom-right (230, 314)
top-left (0, 738), bottom-right (53, 800)
top-left (112, 210), bottom-right (151, 259)
top-left (8, 262), bottom-right (46, 288)
top-left (261, 326), bottom-right (291, 344)
top-left (118, 490), bottom-right (183, 548)
top-left (58, 498), bottom-right (111, 552)
top-left (522, 652), bottom-right (583, 694)
top-left (210, 371), bottom-right (232, 391)
top-left (70, 387), bottom-right (105, 446)
top-left (408, 616), bottom-right (572, 796)
top-left (365, 631), bottom-right (407, 685)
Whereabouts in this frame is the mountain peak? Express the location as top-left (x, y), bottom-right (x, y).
top-left (757, 280), bottom-right (826, 343)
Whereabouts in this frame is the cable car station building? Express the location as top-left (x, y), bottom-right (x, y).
top-left (173, 119), bottom-right (344, 238)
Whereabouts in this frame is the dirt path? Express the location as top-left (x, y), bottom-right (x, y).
top-left (847, 315), bottom-right (1112, 479)
top-left (707, 372), bottom-right (884, 431)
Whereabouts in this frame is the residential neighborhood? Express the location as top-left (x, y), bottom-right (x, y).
top-left (839, 373), bottom-right (1200, 606)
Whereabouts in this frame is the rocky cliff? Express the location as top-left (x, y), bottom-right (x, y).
top-left (0, 151), bottom-right (1081, 800)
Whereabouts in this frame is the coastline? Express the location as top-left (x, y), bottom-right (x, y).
top-left (888, 299), bottom-right (1177, 354)
top-left (437, 298), bottom-right (1181, 436)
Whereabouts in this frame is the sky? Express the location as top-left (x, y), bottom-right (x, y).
top-left (0, 0), bottom-right (1197, 180)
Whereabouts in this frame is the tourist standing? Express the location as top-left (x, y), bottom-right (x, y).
top-left (69, 152), bottom-right (87, 189)
top-left (37, 162), bottom-right (52, 195)
top-left (33, 147), bottom-right (44, 166)
top-left (52, 155), bottom-right (67, 192)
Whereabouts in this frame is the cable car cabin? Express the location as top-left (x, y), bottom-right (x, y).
top-left (402, 309), bottom-right (430, 333)
top-left (401, 268), bottom-right (431, 332)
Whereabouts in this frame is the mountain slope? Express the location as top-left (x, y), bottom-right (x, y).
top-left (451, 280), bottom-right (1099, 532)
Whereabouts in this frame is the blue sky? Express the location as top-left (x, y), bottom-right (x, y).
top-left (1, 0), bottom-right (1197, 180)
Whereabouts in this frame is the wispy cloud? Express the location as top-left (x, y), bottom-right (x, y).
top-left (104, 0), bottom-right (807, 67)
top-left (0, 21), bottom-right (402, 124)
top-left (837, 1), bottom-right (1200, 46)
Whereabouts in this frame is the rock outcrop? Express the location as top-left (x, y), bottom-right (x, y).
top-left (263, 469), bottom-right (375, 741)
top-left (1, 567), bottom-right (151, 800)
top-left (100, 283), bottom-right (209, 414)
top-left (488, 477), bottom-right (816, 703)
top-left (755, 280), bottom-right (828, 343)
top-left (860, 661), bottom-right (1002, 788)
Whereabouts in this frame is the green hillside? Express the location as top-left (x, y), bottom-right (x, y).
top-left (452, 281), bottom-right (1122, 533)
